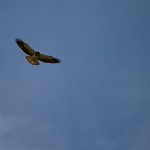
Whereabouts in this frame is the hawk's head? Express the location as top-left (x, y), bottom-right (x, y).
top-left (35, 51), bottom-right (40, 56)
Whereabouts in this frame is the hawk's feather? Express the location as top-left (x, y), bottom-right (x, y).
top-left (15, 39), bottom-right (35, 56)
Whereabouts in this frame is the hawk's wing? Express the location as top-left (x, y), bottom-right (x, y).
top-left (15, 38), bottom-right (35, 56)
top-left (38, 53), bottom-right (61, 63)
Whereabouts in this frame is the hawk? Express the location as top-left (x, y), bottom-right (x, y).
top-left (15, 38), bottom-right (61, 65)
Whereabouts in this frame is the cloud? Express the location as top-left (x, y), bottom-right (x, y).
top-left (0, 112), bottom-right (67, 150)
top-left (128, 118), bottom-right (150, 150)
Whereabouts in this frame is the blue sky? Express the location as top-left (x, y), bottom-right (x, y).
top-left (0, 0), bottom-right (150, 150)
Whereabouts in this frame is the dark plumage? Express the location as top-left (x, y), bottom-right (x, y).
top-left (15, 38), bottom-right (61, 65)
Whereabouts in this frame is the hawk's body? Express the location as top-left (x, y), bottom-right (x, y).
top-left (15, 38), bottom-right (61, 65)
top-left (26, 55), bottom-right (39, 65)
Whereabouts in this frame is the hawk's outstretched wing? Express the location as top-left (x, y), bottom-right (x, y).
top-left (38, 54), bottom-right (61, 63)
top-left (15, 38), bottom-right (35, 56)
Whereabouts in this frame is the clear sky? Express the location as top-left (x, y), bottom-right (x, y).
top-left (0, 0), bottom-right (150, 150)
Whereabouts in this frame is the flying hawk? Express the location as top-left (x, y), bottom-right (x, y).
top-left (15, 38), bottom-right (61, 65)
